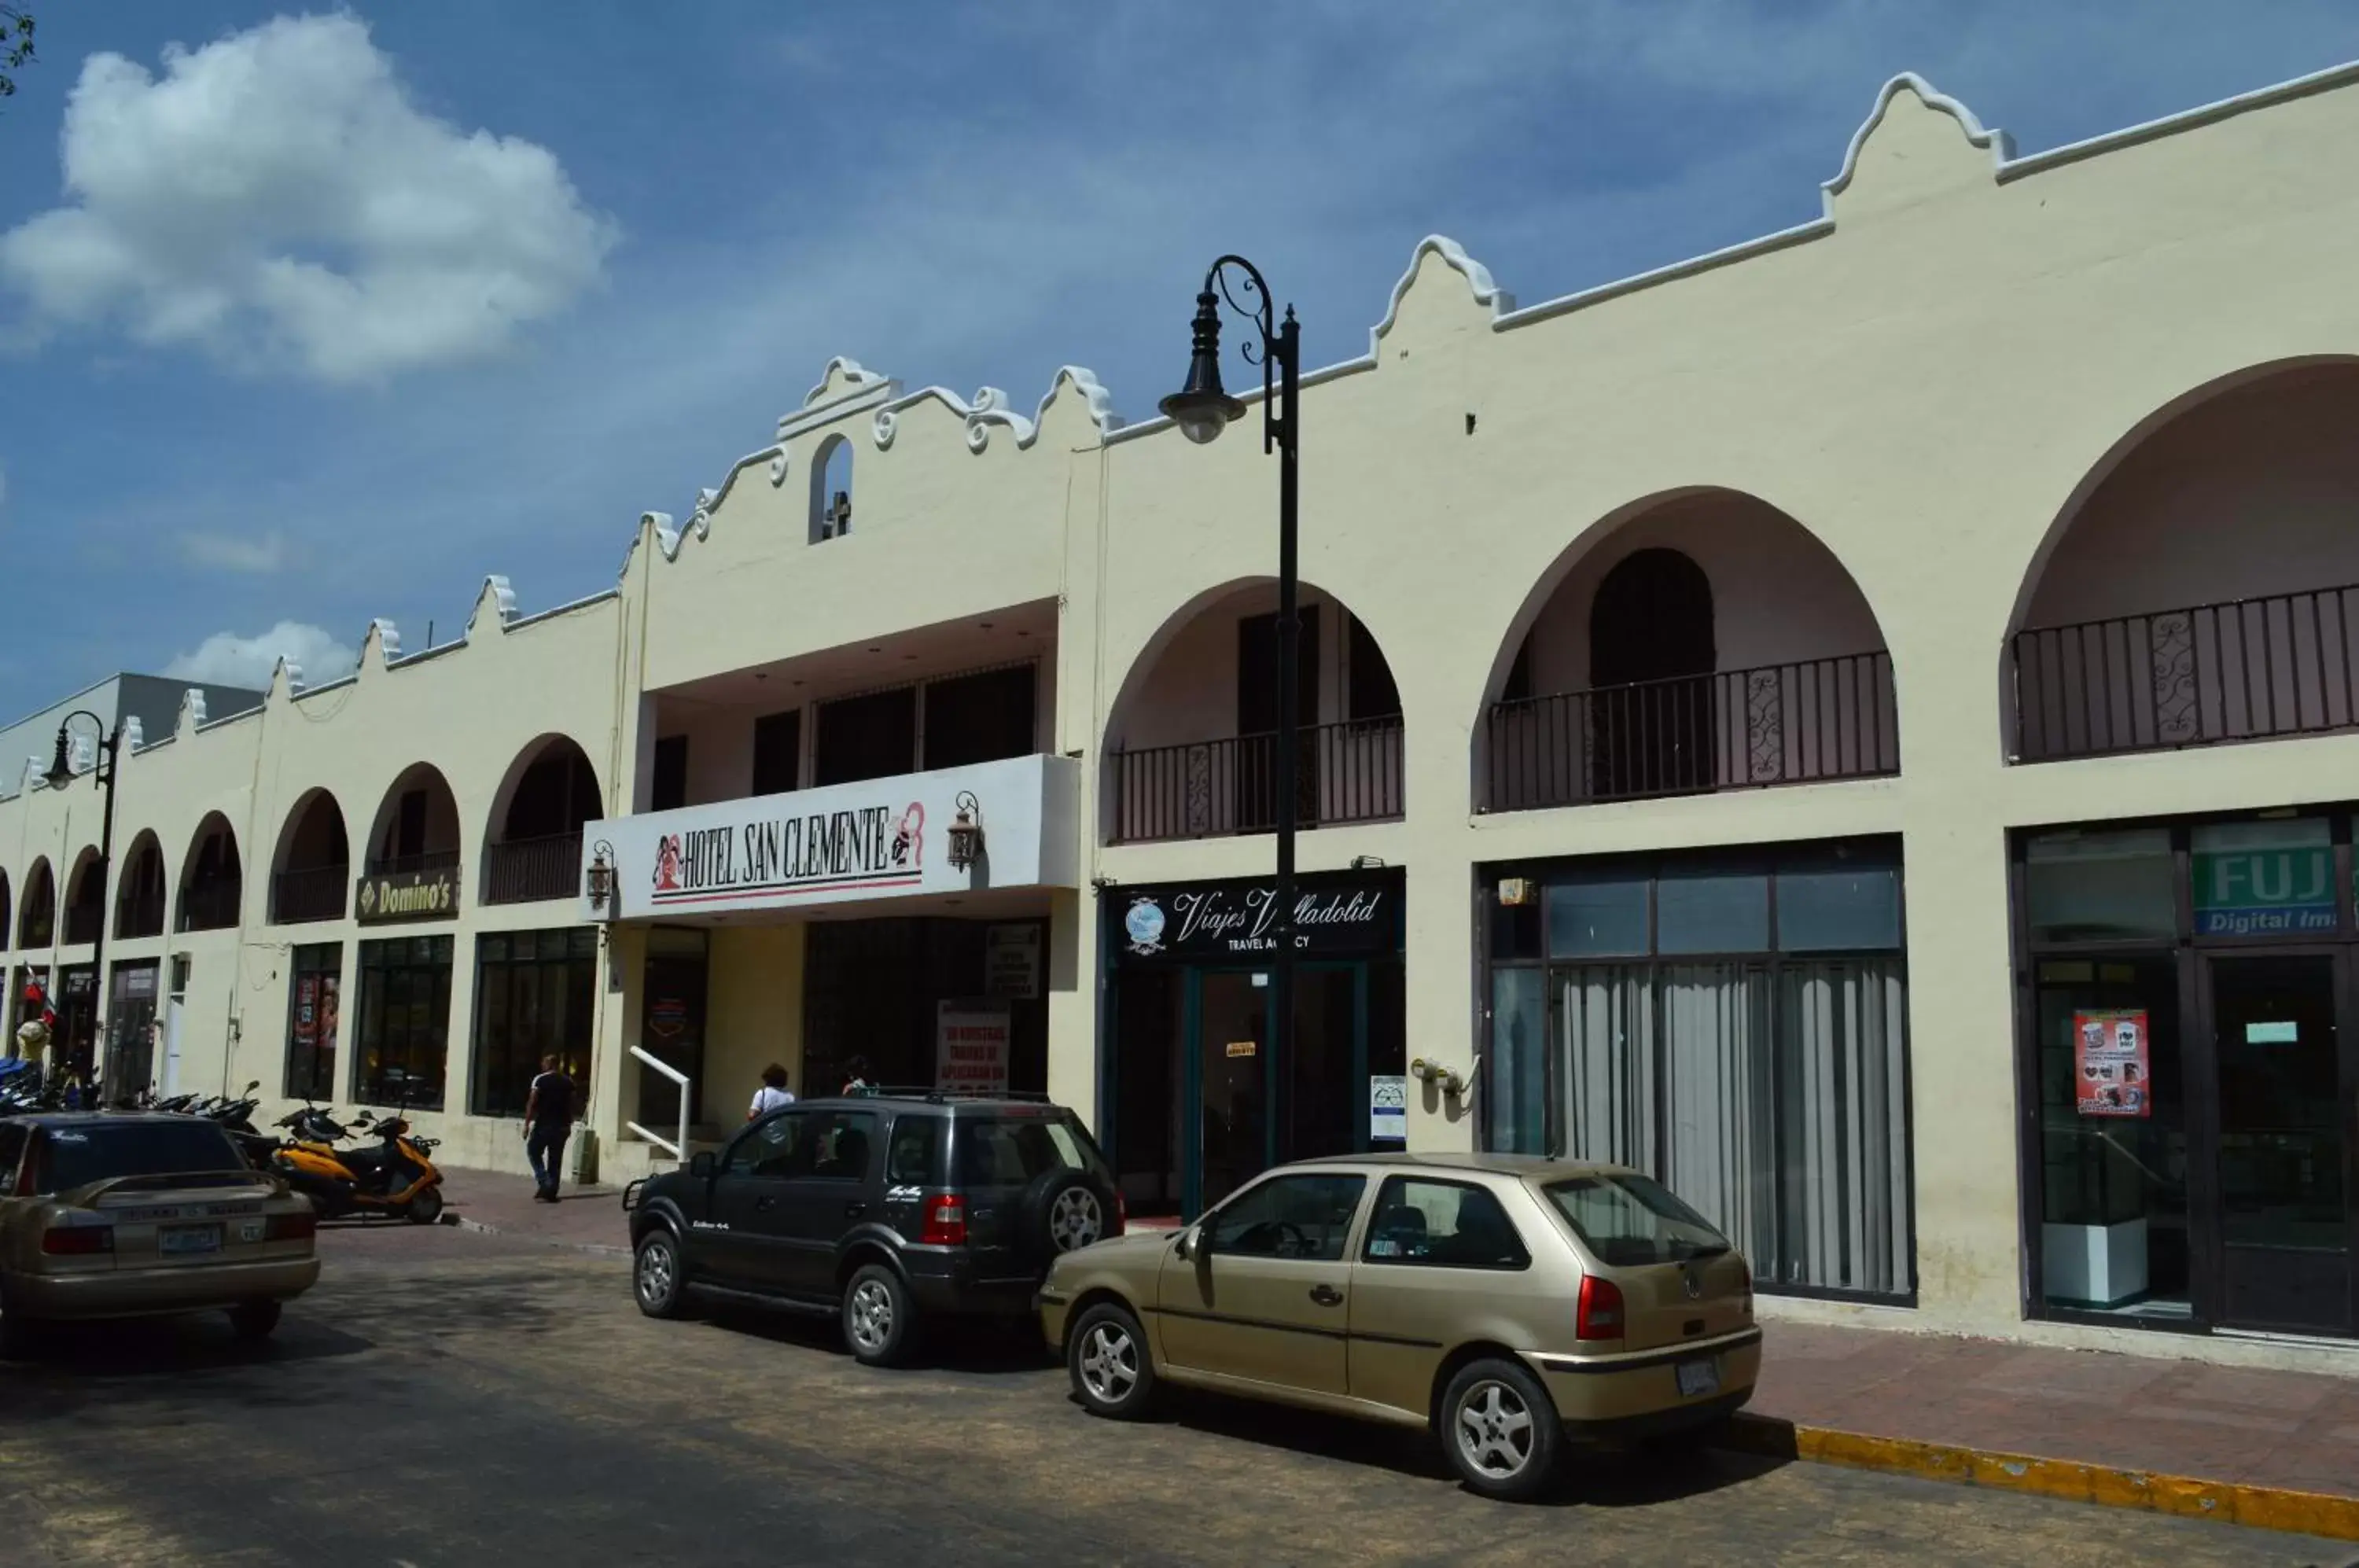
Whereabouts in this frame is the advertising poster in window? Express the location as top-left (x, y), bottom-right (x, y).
top-left (935, 1002), bottom-right (1010, 1095)
top-left (2074, 1009), bottom-right (2151, 1117)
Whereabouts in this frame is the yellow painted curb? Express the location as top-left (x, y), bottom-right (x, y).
top-left (1720, 1415), bottom-right (2359, 1542)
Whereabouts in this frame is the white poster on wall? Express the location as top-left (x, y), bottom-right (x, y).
top-left (984, 924), bottom-right (1042, 999)
top-left (936, 1002), bottom-right (1010, 1095)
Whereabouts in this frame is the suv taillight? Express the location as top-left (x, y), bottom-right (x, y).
top-left (1575, 1274), bottom-right (1625, 1341)
top-left (922, 1194), bottom-right (967, 1246)
top-left (42, 1225), bottom-right (112, 1256)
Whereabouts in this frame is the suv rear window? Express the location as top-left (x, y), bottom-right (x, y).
top-left (955, 1113), bottom-right (1106, 1189)
top-left (31, 1121), bottom-right (247, 1194)
top-left (1542, 1172), bottom-right (1729, 1268)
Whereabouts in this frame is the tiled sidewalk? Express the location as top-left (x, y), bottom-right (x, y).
top-left (439, 1169), bottom-right (631, 1255)
top-left (1749, 1320), bottom-right (2359, 1500)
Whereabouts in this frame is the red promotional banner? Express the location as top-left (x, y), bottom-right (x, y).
top-left (2074, 1009), bottom-right (2151, 1117)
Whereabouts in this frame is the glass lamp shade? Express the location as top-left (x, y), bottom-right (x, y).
top-left (1160, 385), bottom-right (1246, 445)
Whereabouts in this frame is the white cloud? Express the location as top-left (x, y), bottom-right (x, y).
top-left (0, 14), bottom-right (616, 382)
top-left (164, 620), bottom-right (357, 689)
top-left (179, 530), bottom-right (288, 574)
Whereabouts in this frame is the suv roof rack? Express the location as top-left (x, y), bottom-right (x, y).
top-left (863, 1087), bottom-right (1058, 1105)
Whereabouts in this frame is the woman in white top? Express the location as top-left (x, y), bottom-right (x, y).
top-left (746, 1062), bottom-right (797, 1121)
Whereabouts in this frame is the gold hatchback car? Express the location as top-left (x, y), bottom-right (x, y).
top-left (1038, 1153), bottom-right (1757, 1500)
top-left (0, 1113), bottom-right (321, 1355)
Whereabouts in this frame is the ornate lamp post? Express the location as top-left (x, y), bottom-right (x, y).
top-left (1160, 256), bottom-right (1302, 1175)
top-left (45, 711), bottom-right (122, 1098)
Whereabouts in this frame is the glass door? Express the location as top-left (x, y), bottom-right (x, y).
top-left (1194, 970), bottom-right (1270, 1213)
top-left (2203, 952), bottom-right (2353, 1336)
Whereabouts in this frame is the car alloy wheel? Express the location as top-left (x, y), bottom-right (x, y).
top-left (1076, 1320), bottom-right (1138, 1405)
top-left (1048, 1187), bottom-right (1104, 1253)
top-left (637, 1239), bottom-right (675, 1307)
top-left (1455, 1379), bottom-right (1536, 1483)
top-left (848, 1276), bottom-right (895, 1354)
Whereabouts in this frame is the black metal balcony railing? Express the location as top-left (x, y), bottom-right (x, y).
top-left (484, 832), bottom-right (583, 904)
top-left (271, 863), bottom-right (349, 924)
top-left (2012, 584), bottom-right (2359, 763)
top-left (115, 895), bottom-right (166, 941)
top-left (178, 878), bottom-right (243, 932)
top-left (1482, 652), bottom-right (1899, 813)
top-left (61, 903), bottom-right (103, 947)
top-left (365, 848), bottom-right (462, 878)
top-left (1110, 716), bottom-right (1404, 844)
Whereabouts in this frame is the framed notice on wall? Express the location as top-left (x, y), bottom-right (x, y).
top-left (2074, 1009), bottom-right (2151, 1118)
top-left (936, 1002), bottom-right (1010, 1095)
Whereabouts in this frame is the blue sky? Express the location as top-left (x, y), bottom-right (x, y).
top-left (3, 2), bottom-right (2357, 720)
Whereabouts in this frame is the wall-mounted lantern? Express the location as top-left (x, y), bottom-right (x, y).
top-left (585, 840), bottom-right (616, 913)
top-left (946, 793), bottom-right (984, 872)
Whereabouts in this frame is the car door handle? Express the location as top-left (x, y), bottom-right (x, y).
top-left (755, 1195), bottom-right (777, 1212)
top-left (1308, 1284), bottom-right (1344, 1307)
top-left (845, 1202), bottom-right (867, 1219)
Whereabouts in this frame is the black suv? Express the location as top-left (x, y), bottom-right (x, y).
top-left (622, 1094), bottom-right (1122, 1365)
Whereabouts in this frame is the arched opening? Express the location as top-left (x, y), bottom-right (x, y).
top-left (1101, 578), bottom-right (1405, 844)
top-left (270, 790), bottom-right (350, 924)
top-left (178, 814), bottom-right (243, 932)
top-left (61, 848), bottom-right (105, 947)
top-left (1589, 547), bottom-right (1718, 796)
top-left (1481, 488), bottom-right (1894, 812)
top-left (2009, 359), bottom-right (2359, 761)
top-left (364, 764), bottom-right (462, 878)
top-left (0, 868), bottom-right (10, 951)
top-left (484, 735), bottom-right (604, 904)
top-left (19, 859), bottom-right (54, 948)
top-left (809, 432), bottom-right (853, 543)
top-left (112, 831), bottom-right (167, 940)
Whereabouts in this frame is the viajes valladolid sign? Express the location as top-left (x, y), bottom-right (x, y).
top-left (1114, 871), bottom-right (1397, 964)
top-left (580, 753), bottom-right (1079, 921)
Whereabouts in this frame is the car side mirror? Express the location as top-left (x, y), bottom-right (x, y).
top-left (1172, 1228), bottom-right (1191, 1261)
top-left (689, 1151), bottom-right (716, 1179)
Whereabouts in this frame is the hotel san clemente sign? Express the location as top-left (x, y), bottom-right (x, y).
top-left (356, 863), bottom-right (460, 924)
top-left (580, 753), bottom-right (1079, 922)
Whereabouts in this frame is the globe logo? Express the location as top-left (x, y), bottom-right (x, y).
top-left (1124, 897), bottom-right (1166, 955)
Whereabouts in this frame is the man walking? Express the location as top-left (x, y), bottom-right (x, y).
top-left (523, 1055), bottom-right (577, 1203)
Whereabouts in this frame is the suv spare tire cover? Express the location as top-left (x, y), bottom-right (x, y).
top-left (1018, 1169), bottom-right (1106, 1262)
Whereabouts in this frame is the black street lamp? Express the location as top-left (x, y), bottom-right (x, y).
top-left (1161, 256), bottom-right (1302, 1180)
top-left (45, 710), bottom-right (123, 1098)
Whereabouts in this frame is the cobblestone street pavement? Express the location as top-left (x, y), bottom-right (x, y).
top-left (0, 1224), bottom-right (2351, 1568)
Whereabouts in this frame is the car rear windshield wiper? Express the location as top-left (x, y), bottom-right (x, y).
top-left (1670, 1239), bottom-right (1731, 1261)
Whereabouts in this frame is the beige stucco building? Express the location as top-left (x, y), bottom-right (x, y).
top-left (7, 67), bottom-right (2359, 1367)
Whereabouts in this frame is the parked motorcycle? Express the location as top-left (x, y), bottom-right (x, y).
top-left (272, 1095), bottom-right (446, 1224)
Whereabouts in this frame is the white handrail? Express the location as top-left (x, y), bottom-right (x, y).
top-left (627, 1044), bottom-right (691, 1162)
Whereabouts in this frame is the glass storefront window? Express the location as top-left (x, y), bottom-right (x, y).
top-left (1547, 875), bottom-right (1648, 958)
top-left (284, 943), bottom-right (341, 1101)
top-left (2189, 818), bottom-right (2337, 938)
top-left (1776, 863), bottom-right (1901, 951)
top-left (2033, 957), bottom-right (2189, 1319)
top-left (471, 928), bottom-right (597, 1117)
top-left (1656, 869), bottom-right (1770, 955)
top-left (2026, 830), bottom-right (2174, 944)
top-left (355, 935), bottom-right (453, 1110)
top-left (1487, 966), bottom-right (1547, 1154)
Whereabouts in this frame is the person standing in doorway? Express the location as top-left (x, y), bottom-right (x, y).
top-left (746, 1062), bottom-right (796, 1121)
top-left (841, 1055), bottom-right (875, 1096)
top-left (523, 1055), bottom-right (578, 1202)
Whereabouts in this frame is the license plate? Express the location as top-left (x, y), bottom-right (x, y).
top-left (1674, 1357), bottom-right (1720, 1398)
top-left (160, 1225), bottom-right (222, 1257)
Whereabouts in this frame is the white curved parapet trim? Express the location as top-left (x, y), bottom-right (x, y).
top-left (966, 366), bottom-right (1124, 452)
top-left (20, 757), bottom-right (42, 794)
top-left (276, 657), bottom-right (307, 696)
top-left (366, 617), bottom-right (403, 664)
top-left (801, 355), bottom-right (889, 409)
top-left (872, 385), bottom-right (1010, 451)
top-left (121, 716), bottom-right (144, 753)
top-left (642, 508), bottom-right (709, 562)
top-left (1367, 235), bottom-right (1515, 355)
top-left (180, 688), bottom-right (209, 732)
top-left (1821, 72), bottom-right (2012, 209)
top-left (469, 574), bottom-right (520, 635)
